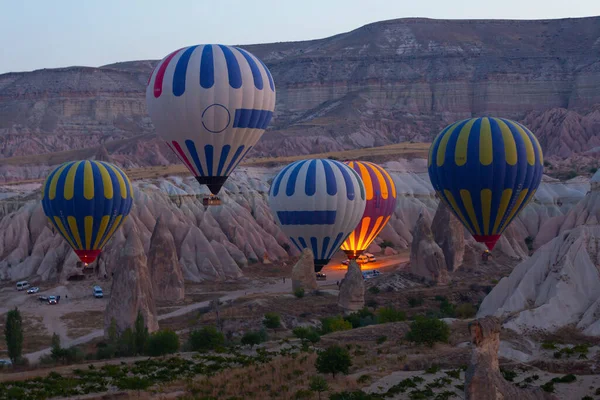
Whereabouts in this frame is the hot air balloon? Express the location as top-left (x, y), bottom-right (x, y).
top-left (428, 117), bottom-right (544, 250)
top-left (41, 160), bottom-right (134, 265)
top-left (145, 44), bottom-right (276, 206)
top-left (268, 159), bottom-right (366, 272)
top-left (340, 161), bottom-right (397, 259)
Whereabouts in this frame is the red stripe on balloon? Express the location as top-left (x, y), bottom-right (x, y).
top-left (171, 141), bottom-right (198, 175)
top-left (153, 49), bottom-right (181, 98)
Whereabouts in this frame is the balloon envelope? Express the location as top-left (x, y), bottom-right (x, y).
top-left (428, 117), bottom-right (544, 250)
top-left (145, 44), bottom-right (276, 196)
top-left (340, 161), bottom-right (397, 258)
top-left (268, 159), bottom-right (366, 271)
top-left (41, 160), bottom-right (134, 264)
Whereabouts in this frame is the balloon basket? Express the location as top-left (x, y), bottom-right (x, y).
top-left (203, 196), bottom-right (221, 206)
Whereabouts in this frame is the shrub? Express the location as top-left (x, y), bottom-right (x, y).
top-left (525, 236), bottom-right (534, 251)
top-left (241, 330), bottom-right (268, 348)
top-left (357, 374), bottom-right (372, 384)
top-left (294, 389), bottom-right (313, 399)
top-left (188, 326), bottom-right (225, 352)
top-left (146, 329), bottom-right (180, 356)
top-left (368, 286), bottom-right (380, 294)
top-left (376, 335), bottom-right (387, 345)
top-left (134, 311), bottom-right (149, 355)
top-left (292, 326), bottom-right (321, 346)
top-left (551, 374), bottom-right (576, 383)
top-left (344, 308), bottom-right (376, 328)
top-left (376, 306), bottom-right (406, 323)
top-left (439, 300), bottom-right (455, 317)
top-left (434, 295), bottom-right (447, 302)
top-left (366, 299), bottom-right (379, 309)
top-left (294, 288), bottom-right (305, 298)
top-left (500, 368), bottom-right (517, 382)
top-left (454, 303), bottom-right (477, 319)
top-left (380, 240), bottom-right (394, 249)
top-left (320, 316), bottom-right (352, 334)
top-left (408, 297), bottom-right (424, 307)
top-left (590, 167), bottom-right (598, 174)
top-left (4, 307), bottom-right (23, 364)
top-left (405, 317), bottom-right (450, 347)
top-left (263, 312), bottom-right (281, 329)
top-left (316, 345), bottom-right (352, 377)
top-left (541, 341), bottom-right (557, 350)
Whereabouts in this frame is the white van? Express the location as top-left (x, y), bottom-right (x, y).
top-left (93, 286), bottom-right (104, 298)
top-left (16, 281), bottom-right (30, 291)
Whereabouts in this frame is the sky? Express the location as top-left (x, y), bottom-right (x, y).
top-left (1, 0), bottom-right (599, 74)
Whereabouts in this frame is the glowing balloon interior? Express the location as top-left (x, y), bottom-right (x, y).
top-left (145, 44), bottom-right (276, 202)
top-left (428, 117), bottom-right (544, 250)
top-left (41, 160), bottom-right (134, 264)
top-left (340, 161), bottom-right (397, 258)
top-left (268, 159), bottom-right (366, 272)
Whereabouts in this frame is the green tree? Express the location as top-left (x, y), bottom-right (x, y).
top-left (315, 345), bottom-right (352, 378)
top-left (134, 311), bottom-right (149, 355)
top-left (293, 326), bottom-right (321, 346)
top-left (146, 329), bottom-right (180, 356)
top-left (50, 333), bottom-right (68, 363)
top-left (263, 312), bottom-right (281, 329)
top-left (375, 307), bottom-right (406, 323)
top-left (4, 307), bottom-right (24, 364)
top-left (188, 326), bottom-right (225, 352)
top-left (119, 327), bottom-right (136, 356)
top-left (241, 330), bottom-right (268, 348)
top-left (309, 375), bottom-right (329, 400)
top-left (107, 317), bottom-right (118, 344)
top-left (320, 316), bottom-right (352, 334)
top-left (405, 317), bottom-right (450, 347)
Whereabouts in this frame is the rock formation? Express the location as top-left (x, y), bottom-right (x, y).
top-left (465, 316), bottom-right (558, 400)
top-left (291, 249), bottom-right (318, 292)
top-left (478, 176), bottom-right (600, 334)
top-left (147, 217), bottom-right (185, 302)
top-left (104, 225), bottom-right (158, 336)
top-left (337, 260), bottom-right (365, 311)
top-left (431, 202), bottom-right (464, 272)
top-left (410, 213), bottom-right (449, 285)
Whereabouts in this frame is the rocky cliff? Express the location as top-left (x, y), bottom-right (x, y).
top-left (0, 161), bottom-right (591, 283)
top-left (1, 17), bottom-right (600, 168)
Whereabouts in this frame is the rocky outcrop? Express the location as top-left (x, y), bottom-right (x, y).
top-left (431, 202), bottom-right (464, 272)
top-left (291, 249), bottom-right (317, 292)
top-left (147, 217), bottom-right (185, 302)
top-left (410, 213), bottom-right (449, 285)
top-left (465, 317), bottom-right (558, 400)
top-left (104, 225), bottom-right (158, 336)
top-left (337, 260), bottom-right (365, 311)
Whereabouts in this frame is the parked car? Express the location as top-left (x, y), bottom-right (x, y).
top-left (47, 295), bottom-right (60, 305)
top-left (93, 285), bottom-right (104, 298)
top-left (356, 254), bottom-right (369, 264)
top-left (364, 253), bottom-right (377, 262)
top-left (27, 286), bottom-right (40, 294)
top-left (16, 280), bottom-right (30, 291)
top-left (316, 272), bottom-right (327, 281)
top-left (0, 359), bottom-right (12, 367)
top-left (362, 270), bottom-right (382, 280)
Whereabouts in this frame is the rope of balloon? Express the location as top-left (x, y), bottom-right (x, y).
top-left (38, 44), bottom-right (544, 272)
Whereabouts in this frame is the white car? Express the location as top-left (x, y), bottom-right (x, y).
top-left (27, 287), bottom-right (40, 294)
top-left (364, 253), bottom-right (377, 262)
top-left (356, 255), bottom-right (369, 264)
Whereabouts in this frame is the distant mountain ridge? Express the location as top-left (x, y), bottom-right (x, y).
top-left (1, 16), bottom-right (600, 172)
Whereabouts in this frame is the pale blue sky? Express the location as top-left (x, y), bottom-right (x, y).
top-left (1, 0), bottom-right (599, 74)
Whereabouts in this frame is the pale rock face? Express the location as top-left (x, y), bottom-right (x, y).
top-left (292, 249), bottom-right (318, 292)
top-left (383, 247), bottom-right (398, 256)
top-left (104, 225), bottom-right (158, 336)
top-left (337, 260), bottom-right (365, 311)
top-left (147, 217), bottom-right (185, 302)
top-left (409, 213), bottom-right (449, 285)
top-left (367, 243), bottom-right (382, 254)
top-left (465, 317), bottom-right (558, 400)
top-left (478, 225), bottom-right (600, 335)
top-left (431, 202), bottom-right (464, 272)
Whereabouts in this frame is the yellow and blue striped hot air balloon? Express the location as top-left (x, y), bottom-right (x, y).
top-left (340, 161), bottom-right (397, 259)
top-left (428, 117), bottom-right (544, 250)
top-left (41, 160), bottom-right (134, 264)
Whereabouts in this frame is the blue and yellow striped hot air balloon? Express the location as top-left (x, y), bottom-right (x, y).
top-left (428, 117), bottom-right (544, 250)
top-left (41, 160), bottom-right (134, 264)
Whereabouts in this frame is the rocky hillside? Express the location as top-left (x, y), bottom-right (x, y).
top-left (1, 17), bottom-right (600, 167)
top-left (0, 160), bottom-right (591, 283)
top-left (477, 170), bottom-right (600, 334)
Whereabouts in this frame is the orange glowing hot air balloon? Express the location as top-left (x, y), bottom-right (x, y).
top-left (340, 161), bottom-right (397, 259)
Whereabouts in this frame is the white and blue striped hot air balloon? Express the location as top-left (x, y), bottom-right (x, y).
top-left (268, 159), bottom-right (367, 272)
top-left (145, 44), bottom-right (276, 201)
